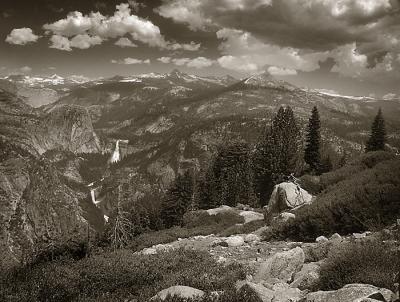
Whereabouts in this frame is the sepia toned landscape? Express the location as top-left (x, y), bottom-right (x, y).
top-left (0, 1), bottom-right (400, 301)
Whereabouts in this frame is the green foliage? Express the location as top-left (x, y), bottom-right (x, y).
top-left (196, 142), bottom-right (257, 209)
top-left (182, 210), bottom-right (244, 229)
top-left (161, 170), bottom-right (194, 228)
top-left (264, 152), bottom-right (400, 241)
top-left (1, 249), bottom-right (247, 302)
top-left (318, 239), bottom-right (399, 291)
top-left (366, 108), bottom-right (386, 152)
top-left (253, 106), bottom-right (301, 204)
top-left (304, 106), bottom-right (321, 173)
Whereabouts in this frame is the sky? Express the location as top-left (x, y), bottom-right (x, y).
top-left (1, 0), bottom-right (400, 97)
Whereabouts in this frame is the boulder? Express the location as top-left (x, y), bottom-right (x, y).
top-left (305, 284), bottom-right (393, 302)
top-left (255, 247), bottom-right (305, 283)
top-left (239, 211), bottom-right (264, 223)
top-left (290, 262), bottom-right (321, 290)
top-left (316, 236), bottom-right (329, 243)
top-left (206, 205), bottom-right (233, 215)
top-left (152, 286), bottom-right (205, 301)
top-left (237, 281), bottom-right (303, 302)
top-left (330, 233), bottom-right (343, 241)
top-left (244, 234), bottom-right (261, 243)
top-left (225, 235), bottom-right (245, 247)
top-left (264, 182), bottom-right (313, 222)
top-left (275, 212), bottom-right (296, 223)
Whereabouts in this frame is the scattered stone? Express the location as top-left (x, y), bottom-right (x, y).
top-left (206, 205), bottom-right (233, 215)
top-left (237, 280), bottom-right (303, 302)
top-left (239, 211), bottom-right (264, 223)
top-left (353, 232), bottom-right (372, 239)
top-left (305, 284), bottom-right (394, 302)
top-left (316, 236), bottom-right (329, 243)
top-left (330, 233), bottom-right (342, 241)
top-left (151, 286), bottom-right (205, 301)
top-left (244, 234), bottom-right (261, 243)
top-left (225, 235), bottom-right (245, 247)
top-left (255, 247), bottom-right (305, 283)
top-left (290, 262), bottom-right (321, 290)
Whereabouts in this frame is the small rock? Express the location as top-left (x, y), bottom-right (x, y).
top-left (330, 233), bottom-right (342, 241)
top-left (316, 236), bottom-right (329, 243)
top-left (244, 234), bottom-right (261, 243)
top-left (151, 286), bottom-right (205, 301)
top-left (225, 235), bottom-right (245, 247)
top-left (290, 262), bottom-right (321, 290)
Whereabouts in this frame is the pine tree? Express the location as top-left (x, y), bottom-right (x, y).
top-left (161, 171), bottom-right (193, 228)
top-left (366, 108), bottom-right (386, 152)
top-left (304, 106), bottom-right (321, 173)
top-left (253, 106), bottom-right (301, 205)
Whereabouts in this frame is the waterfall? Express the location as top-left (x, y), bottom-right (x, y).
top-left (110, 140), bottom-right (121, 163)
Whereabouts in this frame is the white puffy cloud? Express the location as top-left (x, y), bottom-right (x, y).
top-left (5, 28), bottom-right (39, 45)
top-left (216, 28), bottom-right (328, 73)
top-left (267, 66), bottom-right (297, 76)
top-left (111, 57), bottom-right (150, 64)
top-left (70, 34), bottom-right (103, 49)
top-left (168, 41), bottom-right (201, 51)
top-left (158, 56), bottom-right (214, 69)
top-left (43, 3), bottom-right (200, 51)
top-left (157, 56), bottom-right (172, 63)
top-left (114, 37), bottom-right (137, 47)
top-left (217, 55), bottom-right (259, 72)
top-left (49, 35), bottom-right (72, 51)
top-left (186, 57), bottom-right (214, 68)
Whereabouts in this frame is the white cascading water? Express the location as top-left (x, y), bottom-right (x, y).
top-left (110, 140), bottom-right (121, 163)
top-left (90, 189), bottom-right (96, 203)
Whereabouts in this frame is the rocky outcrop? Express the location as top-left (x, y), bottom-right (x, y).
top-left (34, 105), bottom-right (100, 154)
top-left (264, 182), bottom-right (313, 222)
top-left (152, 286), bottom-right (205, 301)
top-left (305, 284), bottom-right (394, 302)
top-left (290, 262), bottom-right (321, 290)
top-left (0, 154), bottom-right (90, 270)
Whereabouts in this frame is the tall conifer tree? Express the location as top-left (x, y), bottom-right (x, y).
top-left (304, 106), bottom-right (321, 172)
top-left (366, 108), bottom-right (386, 152)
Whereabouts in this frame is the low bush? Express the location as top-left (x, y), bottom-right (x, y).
top-left (264, 152), bottom-right (400, 242)
top-left (1, 249), bottom-right (247, 302)
top-left (317, 239), bottom-right (399, 291)
top-left (218, 220), bottom-right (265, 237)
top-left (183, 210), bottom-right (244, 229)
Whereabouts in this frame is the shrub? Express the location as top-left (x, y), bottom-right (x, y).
top-left (183, 210), bottom-right (244, 229)
top-left (318, 239), bottom-right (399, 291)
top-left (219, 220), bottom-right (265, 237)
top-left (1, 249), bottom-right (247, 302)
top-left (264, 153), bottom-right (400, 242)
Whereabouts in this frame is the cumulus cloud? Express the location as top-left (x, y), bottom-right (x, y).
top-left (267, 66), bottom-right (297, 76)
top-left (5, 28), bottom-right (39, 45)
top-left (156, 0), bottom-right (400, 79)
top-left (111, 57), bottom-right (150, 64)
top-left (43, 3), bottom-right (200, 51)
top-left (158, 56), bottom-right (214, 68)
top-left (157, 56), bottom-right (172, 63)
top-left (114, 37), bottom-right (137, 47)
top-left (49, 35), bottom-right (72, 51)
top-left (216, 28), bottom-right (328, 73)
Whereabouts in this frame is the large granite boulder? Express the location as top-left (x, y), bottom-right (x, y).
top-left (237, 281), bottom-right (303, 302)
top-left (264, 182), bottom-right (313, 223)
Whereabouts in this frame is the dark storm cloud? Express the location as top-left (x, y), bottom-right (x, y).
top-left (156, 0), bottom-right (400, 51)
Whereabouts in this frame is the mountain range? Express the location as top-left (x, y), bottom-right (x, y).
top-left (1, 69), bottom-right (399, 269)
